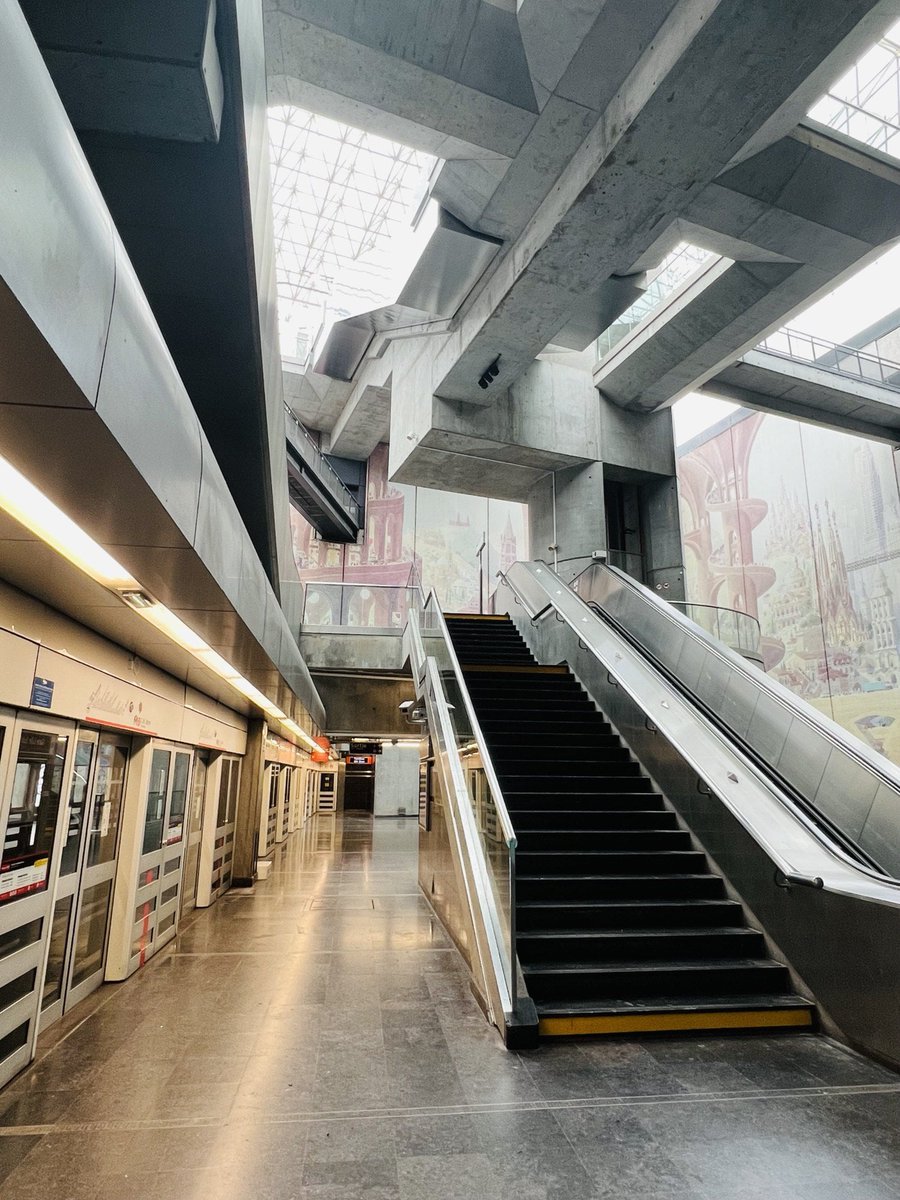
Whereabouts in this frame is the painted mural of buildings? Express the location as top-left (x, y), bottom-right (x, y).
top-left (677, 406), bottom-right (900, 761)
top-left (292, 442), bottom-right (526, 624)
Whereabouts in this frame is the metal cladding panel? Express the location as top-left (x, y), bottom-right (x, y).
top-left (858, 782), bottom-right (900, 877)
top-left (396, 208), bottom-right (501, 320)
top-left (195, 441), bottom-right (246, 614)
top-left (812, 746), bottom-right (880, 843)
top-left (0, 1), bottom-right (115, 405)
top-left (775, 718), bottom-right (831, 803)
top-left (95, 244), bottom-right (203, 547)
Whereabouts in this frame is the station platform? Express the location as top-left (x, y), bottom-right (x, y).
top-left (1, 813), bottom-right (899, 1200)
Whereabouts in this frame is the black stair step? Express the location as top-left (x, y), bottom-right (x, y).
top-left (534, 993), bottom-right (814, 1018)
top-left (516, 873), bottom-right (727, 901)
top-left (483, 720), bottom-right (615, 735)
top-left (489, 739), bottom-right (624, 758)
top-left (516, 850), bottom-right (708, 875)
top-left (492, 755), bottom-right (634, 773)
top-left (523, 959), bottom-right (792, 1002)
top-left (513, 810), bottom-right (678, 831)
top-left (501, 774), bottom-right (653, 792)
top-left (517, 927), bottom-right (766, 963)
top-left (496, 763), bottom-right (643, 782)
top-left (515, 830), bottom-right (693, 852)
top-left (487, 724), bottom-right (628, 744)
top-left (516, 898), bottom-right (745, 930)
top-left (505, 792), bottom-right (665, 812)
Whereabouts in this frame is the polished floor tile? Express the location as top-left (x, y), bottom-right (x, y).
top-left (1, 813), bottom-right (899, 1200)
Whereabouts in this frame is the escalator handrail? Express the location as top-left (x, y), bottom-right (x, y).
top-left (407, 612), bottom-right (517, 1018)
top-left (422, 591), bottom-right (517, 848)
top-left (498, 560), bottom-right (900, 897)
top-left (585, 598), bottom-right (884, 876)
top-left (571, 561), bottom-right (900, 807)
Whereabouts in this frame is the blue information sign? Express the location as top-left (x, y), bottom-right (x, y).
top-left (30, 677), bottom-right (54, 709)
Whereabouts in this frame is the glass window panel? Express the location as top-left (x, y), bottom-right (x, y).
top-left (134, 897), bottom-right (157, 923)
top-left (189, 753), bottom-right (208, 834)
top-left (42, 896), bottom-right (73, 1009)
top-left (163, 856), bottom-right (181, 875)
top-left (0, 1019), bottom-right (29, 1063)
top-left (71, 880), bottom-right (114, 988)
top-left (228, 760), bottom-right (240, 823)
top-left (160, 884), bottom-right (178, 906)
top-left (165, 753), bottom-right (190, 846)
top-left (0, 918), bottom-right (42, 962)
top-left (60, 740), bottom-right (94, 876)
top-left (1, 729), bottom-right (68, 906)
top-left (158, 912), bottom-right (175, 935)
top-left (143, 749), bottom-right (170, 855)
top-left (0, 971), bottom-right (35, 1014)
top-left (216, 760), bottom-right (231, 827)
top-left (87, 740), bottom-right (128, 868)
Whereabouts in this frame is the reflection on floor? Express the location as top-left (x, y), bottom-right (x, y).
top-left (1, 813), bottom-right (899, 1199)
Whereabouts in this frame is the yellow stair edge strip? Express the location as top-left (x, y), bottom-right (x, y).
top-left (539, 1008), bottom-right (813, 1037)
top-left (445, 613), bottom-right (510, 620)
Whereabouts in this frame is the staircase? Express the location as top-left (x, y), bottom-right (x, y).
top-left (445, 613), bottom-right (815, 1038)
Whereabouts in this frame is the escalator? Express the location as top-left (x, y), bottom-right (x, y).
top-left (446, 614), bottom-right (815, 1037)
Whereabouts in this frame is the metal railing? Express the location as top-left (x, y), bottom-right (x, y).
top-left (300, 581), bottom-right (417, 629)
top-left (755, 328), bottom-right (900, 391)
top-left (407, 590), bottom-right (519, 1029)
top-left (669, 601), bottom-right (762, 659)
top-left (807, 26), bottom-right (900, 161)
top-left (284, 404), bottom-right (361, 522)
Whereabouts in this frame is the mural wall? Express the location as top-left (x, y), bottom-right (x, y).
top-left (677, 409), bottom-right (900, 763)
top-left (293, 444), bottom-right (528, 626)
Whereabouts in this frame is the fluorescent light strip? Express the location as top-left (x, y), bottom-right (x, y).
top-left (0, 453), bottom-right (139, 589)
top-left (0, 450), bottom-right (321, 752)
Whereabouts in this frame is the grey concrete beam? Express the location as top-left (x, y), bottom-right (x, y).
top-left (328, 384), bottom-right (391, 460)
top-left (703, 353), bottom-right (900, 446)
top-left (283, 362), bottom-right (350, 433)
top-left (594, 259), bottom-right (804, 411)
top-left (595, 129), bottom-right (900, 412)
top-left (21, 0), bottom-right (224, 142)
top-left (425, 0), bottom-right (888, 405)
top-left (264, 1), bottom-right (538, 160)
top-left (388, 356), bottom-right (599, 498)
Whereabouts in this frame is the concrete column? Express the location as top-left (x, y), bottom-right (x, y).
top-left (527, 461), bottom-right (606, 583)
top-left (640, 475), bottom-right (686, 601)
top-left (232, 719), bottom-right (268, 886)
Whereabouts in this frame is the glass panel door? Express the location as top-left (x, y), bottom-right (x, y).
top-left (210, 756), bottom-right (239, 901)
top-left (66, 735), bottom-right (129, 1010)
top-left (179, 751), bottom-right (208, 919)
top-left (42, 732), bottom-right (130, 1027)
top-left (130, 745), bottom-right (192, 972)
top-left (40, 734), bottom-right (96, 1026)
top-left (0, 715), bottom-right (73, 1088)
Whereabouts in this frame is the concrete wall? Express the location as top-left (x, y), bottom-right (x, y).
top-left (373, 744), bottom-right (420, 817)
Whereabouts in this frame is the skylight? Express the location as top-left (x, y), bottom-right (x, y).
top-left (809, 19), bottom-right (900, 159)
top-left (597, 243), bottom-right (719, 360)
top-left (269, 107), bottom-right (436, 361)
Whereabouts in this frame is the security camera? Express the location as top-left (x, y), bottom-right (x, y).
top-left (398, 699), bottom-right (415, 711)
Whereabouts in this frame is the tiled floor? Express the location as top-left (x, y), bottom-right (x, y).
top-left (1, 813), bottom-right (899, 1199)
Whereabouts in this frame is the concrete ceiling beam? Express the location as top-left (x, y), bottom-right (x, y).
top-left (425, 0), bottom-right (893, 405)
top-left (264, 0), bottom-right (538, 160)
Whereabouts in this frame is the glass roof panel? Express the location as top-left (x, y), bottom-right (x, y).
top-left (268, 106), bottom-right (436, 361)
top-left (809, 19), bottom-right (900, 159)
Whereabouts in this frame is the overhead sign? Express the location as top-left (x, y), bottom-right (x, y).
top-left (345, 753), bottom-right (375, 766)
